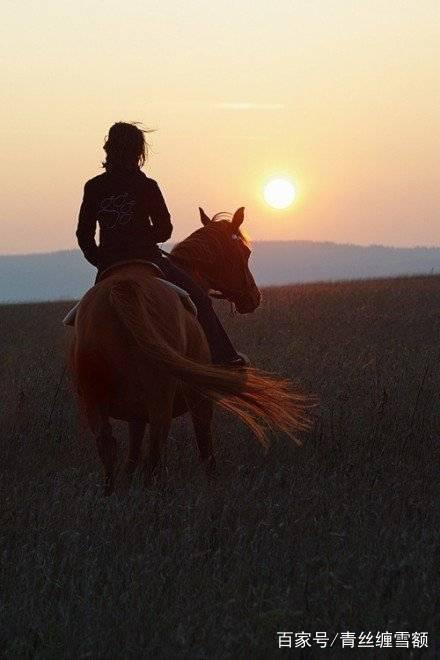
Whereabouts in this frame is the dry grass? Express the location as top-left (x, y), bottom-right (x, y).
top-left (1, 275), bottom-right (439, 658)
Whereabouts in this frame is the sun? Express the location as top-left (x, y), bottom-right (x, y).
top-left (263, 178), bottom-right (296, 209)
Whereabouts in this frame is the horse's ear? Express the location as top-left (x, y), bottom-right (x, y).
top-left (231, 207), bottom-right (245, 230)
top-left (199, 207), bottom-right (211, 226)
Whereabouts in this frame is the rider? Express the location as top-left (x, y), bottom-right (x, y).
top-left (76, 121), bottom-right (248, 367)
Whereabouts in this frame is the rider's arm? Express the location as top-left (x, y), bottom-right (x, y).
top-left (149, 181), bottom-right (173, 243)
top-left (76, 182), bottom-right (99, 267)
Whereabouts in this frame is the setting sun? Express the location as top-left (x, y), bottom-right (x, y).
top-left (263, 178), bottom-right (296, 210)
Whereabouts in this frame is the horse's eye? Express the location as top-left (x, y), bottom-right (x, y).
top-left (231, 232), bottom-right (251, 258)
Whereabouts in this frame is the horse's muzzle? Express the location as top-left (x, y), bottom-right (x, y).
top-left (235, 288), bottom-right (261, 314)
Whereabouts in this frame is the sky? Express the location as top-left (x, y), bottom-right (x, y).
top-left (2, 0), bottom-right (439, 254)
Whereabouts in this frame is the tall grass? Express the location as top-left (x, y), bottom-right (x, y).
top-left (1, 276), bottom-right (439, 658)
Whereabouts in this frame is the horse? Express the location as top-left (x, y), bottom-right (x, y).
top-left (70, 207), bottom-right (311, 494)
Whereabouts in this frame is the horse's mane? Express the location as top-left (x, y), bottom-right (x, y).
top-left (171, 213), bottom-right (249, 267)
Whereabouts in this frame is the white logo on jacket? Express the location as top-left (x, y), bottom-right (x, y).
top-left (98, 193), bottom-right (136, 229)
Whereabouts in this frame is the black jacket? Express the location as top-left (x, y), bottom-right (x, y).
top-left (76, 167), bottom-right (173, 271)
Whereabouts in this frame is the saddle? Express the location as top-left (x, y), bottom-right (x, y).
top-left (62, 260), bottom-right (197, 326)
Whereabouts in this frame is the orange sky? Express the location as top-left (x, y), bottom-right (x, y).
top-left (2, 0), bottom-right (439, 254)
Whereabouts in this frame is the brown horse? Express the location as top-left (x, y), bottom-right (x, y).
top-left (70, 207), bottom-right (310, 494)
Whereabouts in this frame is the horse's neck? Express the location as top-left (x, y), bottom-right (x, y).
top-left (171, 227), bottom-right (225, 291)
top-left (169, 255), bottom-right (212, 291)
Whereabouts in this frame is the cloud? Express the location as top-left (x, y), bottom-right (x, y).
top-left (214, 102), bottom-right (285, 110)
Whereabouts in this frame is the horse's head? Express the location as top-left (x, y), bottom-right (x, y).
top-left (199, 207), bottom-right (261, 313)
top-left (171, 207), bottom-right (261, 313)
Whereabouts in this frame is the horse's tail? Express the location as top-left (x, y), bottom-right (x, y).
top-left (109, 279), bottom-right (312, 446)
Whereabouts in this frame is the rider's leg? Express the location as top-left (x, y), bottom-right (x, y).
top-left (156, 257), bottom-right (241, 365)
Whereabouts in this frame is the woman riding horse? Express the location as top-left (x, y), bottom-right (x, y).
top-left (72, 122), bottom-right (310, 494)
top-left (76, 121), bottom-right (248, 367)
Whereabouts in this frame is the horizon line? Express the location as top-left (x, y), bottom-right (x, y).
top-left (2, 240), bottom-right (440, 259)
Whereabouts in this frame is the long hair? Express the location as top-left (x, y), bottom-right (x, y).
top-left (102, 121), bottom-right (154, 171)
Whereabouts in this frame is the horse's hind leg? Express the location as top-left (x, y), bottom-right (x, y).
top-left (185, 392), bottom-right (216, 478)
top-left (143, 384), bottom-right (175, 485)
top-left (125, 418), bottom-right (146, 487)
top-left (95, 419), bottom-right (117, 496)
top-left (142, 382), bottom-right (175, 486)
top-left (144, 417), bottom-right (172, 485)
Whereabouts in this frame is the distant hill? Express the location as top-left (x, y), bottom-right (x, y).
top-left (0, 242), bottom-right (439, 303)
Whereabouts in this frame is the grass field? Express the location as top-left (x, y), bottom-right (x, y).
top-left (1, 275), bottom-right (439, 658)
